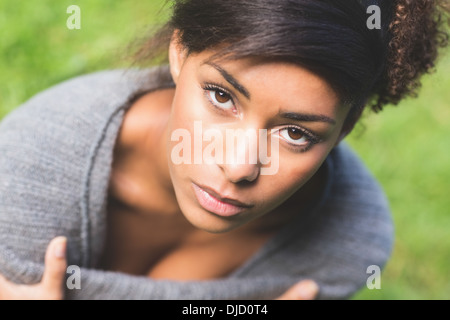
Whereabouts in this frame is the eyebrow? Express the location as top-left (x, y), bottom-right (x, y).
top-left (279, 111), bottom-right (336, 125)
top-left (204, 62), bottom-right (336, 125)
top-left (204, 62), bottom-right (251, 99)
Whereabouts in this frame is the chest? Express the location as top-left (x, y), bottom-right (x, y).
top-left (101, 200), bottom-right (274, 280)
top-left (145, 232), bottom-right (271, 280)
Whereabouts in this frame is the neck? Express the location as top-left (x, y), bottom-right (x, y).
top-left (154, 115), bottom-right (179, 210)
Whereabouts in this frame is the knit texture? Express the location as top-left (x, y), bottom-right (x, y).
top-left (0, 66), bottom-right (394, 300)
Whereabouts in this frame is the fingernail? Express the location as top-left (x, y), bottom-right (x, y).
top-left (297, 281), bottom-right (319, 300)
top-left (54, 237), bottom-right (67, 259)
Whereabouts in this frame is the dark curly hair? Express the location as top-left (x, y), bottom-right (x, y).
top-left (133, 0), bottom-right (449, 122)
top-left (374, 0), bottom-right (449, 111)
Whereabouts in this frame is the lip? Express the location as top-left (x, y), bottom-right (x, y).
top-left (192, 183), bottom-right (253, 217)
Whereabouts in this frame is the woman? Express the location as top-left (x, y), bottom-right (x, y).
top-left (0, 0), bottom-right (448, 299)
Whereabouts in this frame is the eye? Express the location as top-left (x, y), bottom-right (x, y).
top-left (279, 127), bottom-right (310, 147)
top-left (207, 88), bottom-right (235, 110)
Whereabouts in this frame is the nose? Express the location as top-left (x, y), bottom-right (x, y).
top-left (218, 132), bottom-right (260, 183)
top-left (220, 162), bottom-right (260, 183)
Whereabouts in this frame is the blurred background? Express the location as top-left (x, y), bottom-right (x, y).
top-left (0, 0), bottom-right (448, 299)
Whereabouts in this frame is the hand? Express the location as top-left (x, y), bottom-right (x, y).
top-left (276, 279), bottom-right (319, 300)
top-left (0, 237), bottom-right (67, 300)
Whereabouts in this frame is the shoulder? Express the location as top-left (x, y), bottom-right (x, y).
top-left (1, 66), bottom-right (173, 127)
top-left (116, 87), bottom-right (174, 149)
top-left (308, 143), bottom-right (394, 297)
top-left (0, 66), bottom-right (174, 274)
top-left (0, 66), bottom-right (175, 170)
top-left (0, 68), bottom-right (152, 191)
top-left (317, 142), bottom-right (394, 256)
top-left (326, 142), bottom-right (391, 217)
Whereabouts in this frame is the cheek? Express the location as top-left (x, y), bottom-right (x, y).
top-left (263, 145), bottom-right (331, 200)
top-left (171, 88), bottom-right (198, 126)
top-left (170, 82), bottom-right (215, 137)
top-left (170, 63), bottom-right (210, 124)
top-left (166, 86), bottom-right (207, 182)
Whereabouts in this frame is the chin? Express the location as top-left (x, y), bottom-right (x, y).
top-left (182, 207), bottom-right (244, 234)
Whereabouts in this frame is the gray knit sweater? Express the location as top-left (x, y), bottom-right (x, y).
top-left (0, 66), bottom-right (394, 300)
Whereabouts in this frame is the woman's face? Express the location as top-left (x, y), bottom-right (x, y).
top-left (166, 42), bottom-right (351, 233)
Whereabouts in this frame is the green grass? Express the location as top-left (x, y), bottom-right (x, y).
top-left (0, 0), bottom-right (170, 117)
top-left (1, 0), bottom-right (449, 300)
top-left (349, 53), bottom-right (450, 300)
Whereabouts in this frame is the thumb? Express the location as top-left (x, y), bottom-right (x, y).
top-left (276, 280), bottom-right (319, 300)
top-left (41, 236), bottom-right (67, 297)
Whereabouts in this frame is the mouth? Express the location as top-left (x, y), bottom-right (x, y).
top-left (192, 183), bottom-right (253, 217)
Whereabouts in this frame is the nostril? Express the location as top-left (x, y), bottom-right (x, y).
top-left (223, 163), bottom-right (260, 184)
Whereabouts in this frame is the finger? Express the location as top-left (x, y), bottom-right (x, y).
top-left (0, 273), bottom-right (14, 300)
top-left (41, 236), bottom-right (67, 298)
top-left (276, 280), bottom-right (319, 300)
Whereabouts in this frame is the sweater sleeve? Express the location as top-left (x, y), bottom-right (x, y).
top-left (0, 72), bottom-right (115, 284)
top-left (65, 269), bottom-right (295, 300)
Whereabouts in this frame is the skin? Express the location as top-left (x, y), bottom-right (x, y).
top-left (0, 32), bottom-right (353, 299)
